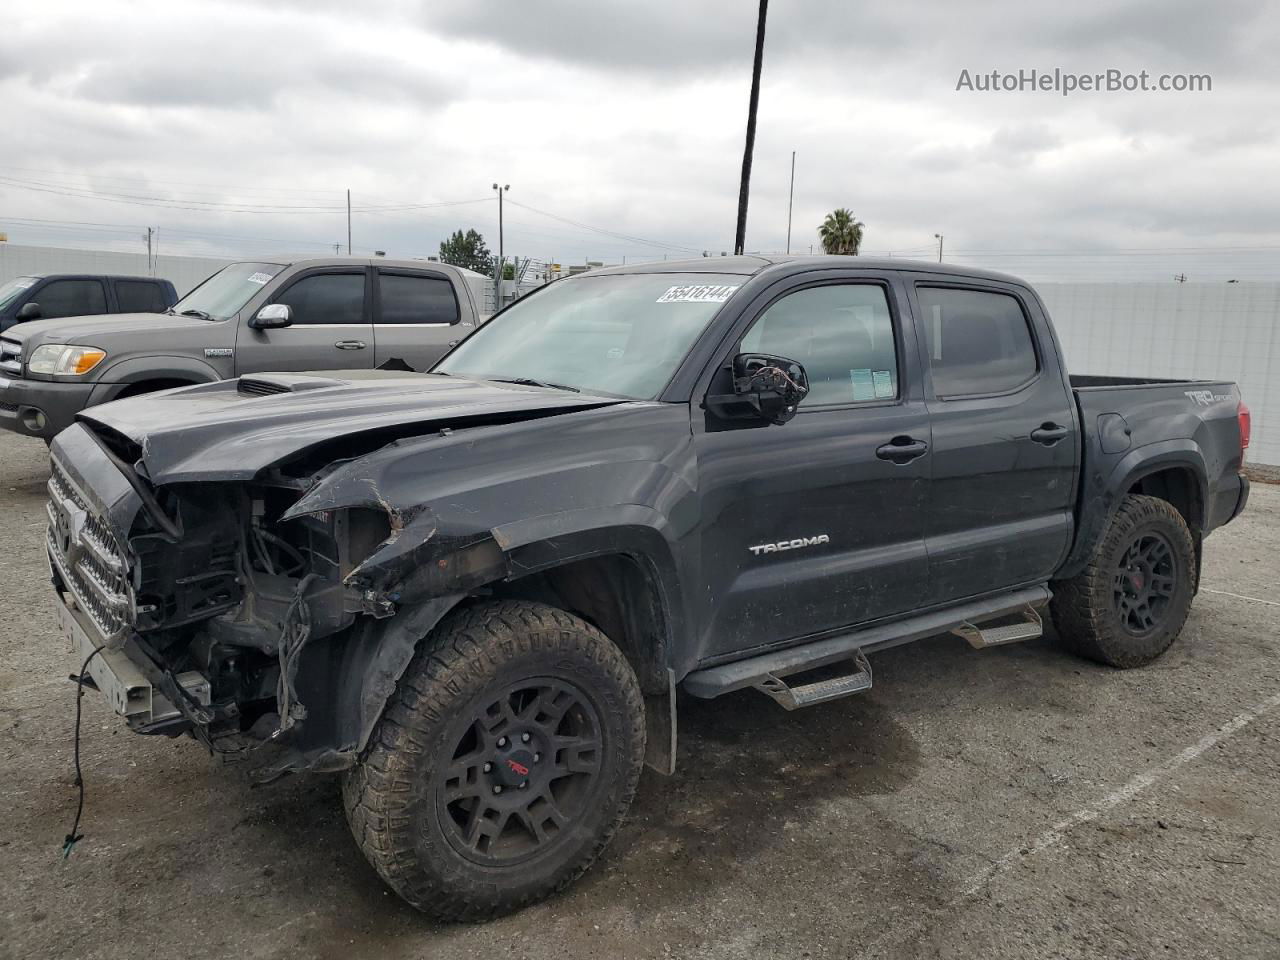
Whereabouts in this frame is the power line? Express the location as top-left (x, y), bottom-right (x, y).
top-left (505, 199), bottom-right (706, 254)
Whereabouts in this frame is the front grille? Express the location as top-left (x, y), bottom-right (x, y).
top-left (238, 377), bottom-right (290, 397)
top-left (0, 337), bottom-right (22, 376)
top-left (47, 456), bottom-right (133, 639)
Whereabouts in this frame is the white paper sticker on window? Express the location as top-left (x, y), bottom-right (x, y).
top-left (246, 272), bottom-right (273, 285)
top-left (850, 368), bottom-right (875, 402)
top-left (872, 370), bottom-right (894, 398)
top-left (656, 284), bottom-right (740, 304)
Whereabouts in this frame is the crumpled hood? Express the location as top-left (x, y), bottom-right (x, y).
top-left (78, 372), bottom-right (622, 484)
top-left (4, 311), bottom-right (212, 346)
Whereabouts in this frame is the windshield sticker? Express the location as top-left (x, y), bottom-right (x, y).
top-left (872, 370), bottom-right (894, 398)
top-left (246, 272), bottom-right (274, 285)
top-left (656, 284), bottom-right (740, 304)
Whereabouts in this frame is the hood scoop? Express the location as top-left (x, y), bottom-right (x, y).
top-left (238, 374), bottom-right (345, 397)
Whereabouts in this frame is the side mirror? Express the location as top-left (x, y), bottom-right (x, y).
top-left (15, 302), bottom-right (41, 322)
top-left (706, 353), bottom-right (810, 425)
top-left (250, 303), bottom-right (292, 329)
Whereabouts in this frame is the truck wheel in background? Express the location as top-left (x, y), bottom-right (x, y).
top-left (1051, 494), bottom-right (1197, 668)
top-left (342, 600), bottom-right (645, 920)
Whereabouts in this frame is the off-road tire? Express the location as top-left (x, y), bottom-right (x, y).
top-left (1051, 494), bottom-right (1197, 668)
top-left (342, 600), bottom-right (645, 921)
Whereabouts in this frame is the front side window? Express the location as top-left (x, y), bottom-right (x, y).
top-left (378, 273), bottom-right (459, 325)
top-left (272, 272), bottom-right (367, 326)
top-left (35, 279), bottom-right (107, 319)
top-left (115, 280), bottom-right (168, 313)
top-left (175, 262), bottom-right (285, 320)
top-left (917, 287), bottom-right (1037, 397)
top-left (436, 273), bottom-right (745, 399)
top-left (740, 283), bottom-right (899, 406)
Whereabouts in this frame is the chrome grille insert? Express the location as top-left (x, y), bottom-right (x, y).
top-left (47, 456), bottom-right (133, 639)
top-left (0, 337), bottom-right (21, 376)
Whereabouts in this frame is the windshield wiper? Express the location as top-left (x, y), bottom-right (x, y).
top-left (489, 376), bottom-right (581, 393)
top-left (179, 308), bottom-right (215, 320)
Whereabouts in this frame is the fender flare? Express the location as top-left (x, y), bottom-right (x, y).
top-left (88, 355), bottom-right (222, 405)
top-left (1059, 439), bottom-right (1209, 579)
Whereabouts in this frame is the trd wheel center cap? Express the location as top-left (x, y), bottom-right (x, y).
top-left (493, 748), bottom-right (537, 787)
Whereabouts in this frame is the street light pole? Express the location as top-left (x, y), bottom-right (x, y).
top-left (934, 233), bottom-right (944, 262)
top-left (492, 183), bottom-right (509, 310)
top-left (785, 150), bottom-right (795, 255)
top-left (733, 0), bottom-right (769, 256)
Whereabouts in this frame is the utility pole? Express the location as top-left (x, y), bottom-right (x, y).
top-left (144, 227), bottom-right (154, 274)
top-left (492, 183), bottom-right (509, 310)
top-left (1174, 273), bottom-right (1187, 283)
top-left (785, 150), bottom-right (795, 255)
top-left (346, 189), bottom-right (352, 255)
top-left (934, 233), bottom-right (944, 262)
top-left (333, 243), bottom-right (341, 255)
top-left (733, 0), bottom-right (769, 256)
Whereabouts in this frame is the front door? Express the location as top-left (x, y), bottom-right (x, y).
top-left (234, 267), bottom-right (375, 375)
top-left (372, 268), bottom-right (474, 370)
top-left (692, 275), bottom-right (932, 663)
top-left (908, 280), bottom-right (1077, 602)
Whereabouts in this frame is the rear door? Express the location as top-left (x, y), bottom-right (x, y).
top-left (112, 279), bottom-right (170, 314)
top-left (234, 266), bottom-right (375, 375)
top-left (372, 268), bottom-right (471, 370)
top-left (907, 278), bottom-right (1077, 602)
top-left (692, 273), bottom-right (932, 661)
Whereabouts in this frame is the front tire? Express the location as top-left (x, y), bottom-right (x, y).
top-left (343, 600), bottom-right (645, 921)
top-left (1051, 494), bottom-right (1197, 668)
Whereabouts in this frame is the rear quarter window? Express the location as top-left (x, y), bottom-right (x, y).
top-left (115, 280), bottom-right (169, 313)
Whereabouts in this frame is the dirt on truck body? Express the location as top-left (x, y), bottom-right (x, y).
top-left (46, 255), bottom-right (1250, 919)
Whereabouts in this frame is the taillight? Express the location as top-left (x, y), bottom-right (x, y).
top-left (1238, 401), bottom-right (1252, 456)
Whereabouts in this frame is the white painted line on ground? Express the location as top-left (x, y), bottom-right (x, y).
top-left (1202, 587), bottom-right (1280, 607)
top-left (959, 688), bottom-right (1280, 898)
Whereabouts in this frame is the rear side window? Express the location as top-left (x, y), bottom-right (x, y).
top-left (378, 273), bottom-right (460, 325)
top-left (740, 283), bottom-right (899, 406)
top-left (33, 279), bottom-right (107, 319)
top-left (272, 272), bottom-right (366, 325)
top-left (916, 287), bottom-right (1037, 398)
top-left (115, 280), bottom-right (168, 313)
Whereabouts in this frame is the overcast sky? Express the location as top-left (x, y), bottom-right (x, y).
top-left (2, 0), bottom-right (1278, 280)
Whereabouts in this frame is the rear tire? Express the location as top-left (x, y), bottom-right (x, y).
top-left (342, 600), bottom-right (645, 921)
top-left (1051, 494), bottom-right (1197, 668)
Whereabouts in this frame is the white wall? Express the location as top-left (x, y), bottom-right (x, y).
top-left (0, 242), bottom-right (231, 297)
top-left (1038, 282), bottom-right (1278, 466)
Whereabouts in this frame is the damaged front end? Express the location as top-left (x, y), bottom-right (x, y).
top-left (47, 421), bottom-right (506, 773)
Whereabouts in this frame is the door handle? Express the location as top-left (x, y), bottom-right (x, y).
top-left (1030, 423), bottom-right (1069, 445)
top-left (875, 436), bottom-right (929, 464)
top-left (334, 340), bottom-right (367, 350)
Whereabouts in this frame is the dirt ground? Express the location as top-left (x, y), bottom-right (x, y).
top-left (1, 433), bottom-right (1276, 960)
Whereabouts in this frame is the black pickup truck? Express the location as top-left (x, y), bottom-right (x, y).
top-left (46, 256), bottom-right (1249, 919)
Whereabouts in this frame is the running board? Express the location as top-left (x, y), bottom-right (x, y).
top-left (682, 585), bottom-right (1052, 700)
top-left (756, 650), bottom-right (873, 711)
top-left (951, 605), bottom-right (1043, 648)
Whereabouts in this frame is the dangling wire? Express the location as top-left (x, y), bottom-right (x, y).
top-left (63, 643), bottom-right (105, 859)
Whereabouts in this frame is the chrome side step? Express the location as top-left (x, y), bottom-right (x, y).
top-left (756, 650), bottom-right (873, 711)
top-left (683, 585), bottom-right (1052, 700)
top-left (951, 605), bottom-right (1043, 649)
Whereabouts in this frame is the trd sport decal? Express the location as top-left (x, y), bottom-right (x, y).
top-left (749, 534), bottom-right (830, 556)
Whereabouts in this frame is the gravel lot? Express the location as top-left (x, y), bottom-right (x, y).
top-left (1, 433), bottom-right (1277, 960)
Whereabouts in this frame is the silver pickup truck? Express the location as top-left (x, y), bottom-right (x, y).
top-left (0, 256), bottom-right (483, 440)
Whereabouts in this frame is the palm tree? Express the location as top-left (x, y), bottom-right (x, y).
top-left (818, 209), bottom-right (865, 255)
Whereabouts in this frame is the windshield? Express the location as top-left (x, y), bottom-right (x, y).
top-left (0, 277), bottom-right (38, 312)
top-left (172, 261), bottom-right (285, 320)
top-left (436, 273), bottom-right (745, 399)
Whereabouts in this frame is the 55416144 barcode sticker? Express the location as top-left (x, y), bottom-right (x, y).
top-left (656, 284), bottom-right (740, 304)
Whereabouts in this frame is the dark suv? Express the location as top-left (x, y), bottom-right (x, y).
top-left (0, 274), bottom-right (178, 332)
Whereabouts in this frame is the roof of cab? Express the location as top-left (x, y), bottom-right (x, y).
top-left (256, 254), bottom-right (470, 272)
top-left (587, 254), bottom-right (1028, 285)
